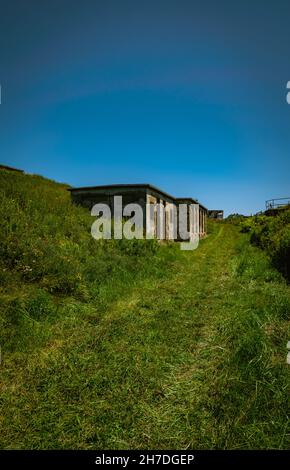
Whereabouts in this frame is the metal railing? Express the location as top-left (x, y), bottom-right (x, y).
top-left (265, 197), bottom-right (290, 210)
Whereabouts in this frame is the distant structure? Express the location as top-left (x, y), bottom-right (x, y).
top-left (208, 209), bottom-right (224, 220)
top-left (69, 183), bottom-right (208, 240)
top-left (0, 164), bottom-right (24, 173)
top-left (265, 197), bottom-right (290, 216)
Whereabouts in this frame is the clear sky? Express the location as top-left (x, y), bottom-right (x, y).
top-left (1, 0), bottom-right (290, 215)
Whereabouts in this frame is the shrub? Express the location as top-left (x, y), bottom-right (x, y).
top-left (236, 208), bottom-right (290, 282)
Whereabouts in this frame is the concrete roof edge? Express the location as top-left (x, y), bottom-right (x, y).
top-left (68, 183), bottom-right (176, 201)
top-left (68, 183), bottom-right (208, 210)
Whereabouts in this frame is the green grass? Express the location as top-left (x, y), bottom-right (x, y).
top-left (0, 169), bottom-right (290, 449)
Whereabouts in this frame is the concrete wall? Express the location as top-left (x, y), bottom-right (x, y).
top-left (199, 207), bottom-right (207, 237)
top-left (71, 187), bottom-right (147, 230)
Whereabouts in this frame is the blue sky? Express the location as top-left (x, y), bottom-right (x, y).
top-left (1, 0), bottom-right (290, 215)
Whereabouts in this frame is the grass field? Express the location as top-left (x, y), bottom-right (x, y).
top-left (0, 169), bottom-right (289, 449)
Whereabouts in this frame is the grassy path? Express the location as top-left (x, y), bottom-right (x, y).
top-left (1, 223), bottom-right (289, 449)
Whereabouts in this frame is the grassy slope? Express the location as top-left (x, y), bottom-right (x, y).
top-left (0, 170), bottom-right (290, 449)
top-left (241, 209), bottom-right (290, 281)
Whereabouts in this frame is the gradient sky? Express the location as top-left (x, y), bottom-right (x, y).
top-left (1, 0), bottom-right (290, 215)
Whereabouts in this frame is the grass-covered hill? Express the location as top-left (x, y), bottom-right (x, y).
top-left (0, 168), bottom-right (290, 449)
top-left (240, 208), bottom-right (290, 281)
top-left (0, 169), bottom-right (160, 299)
